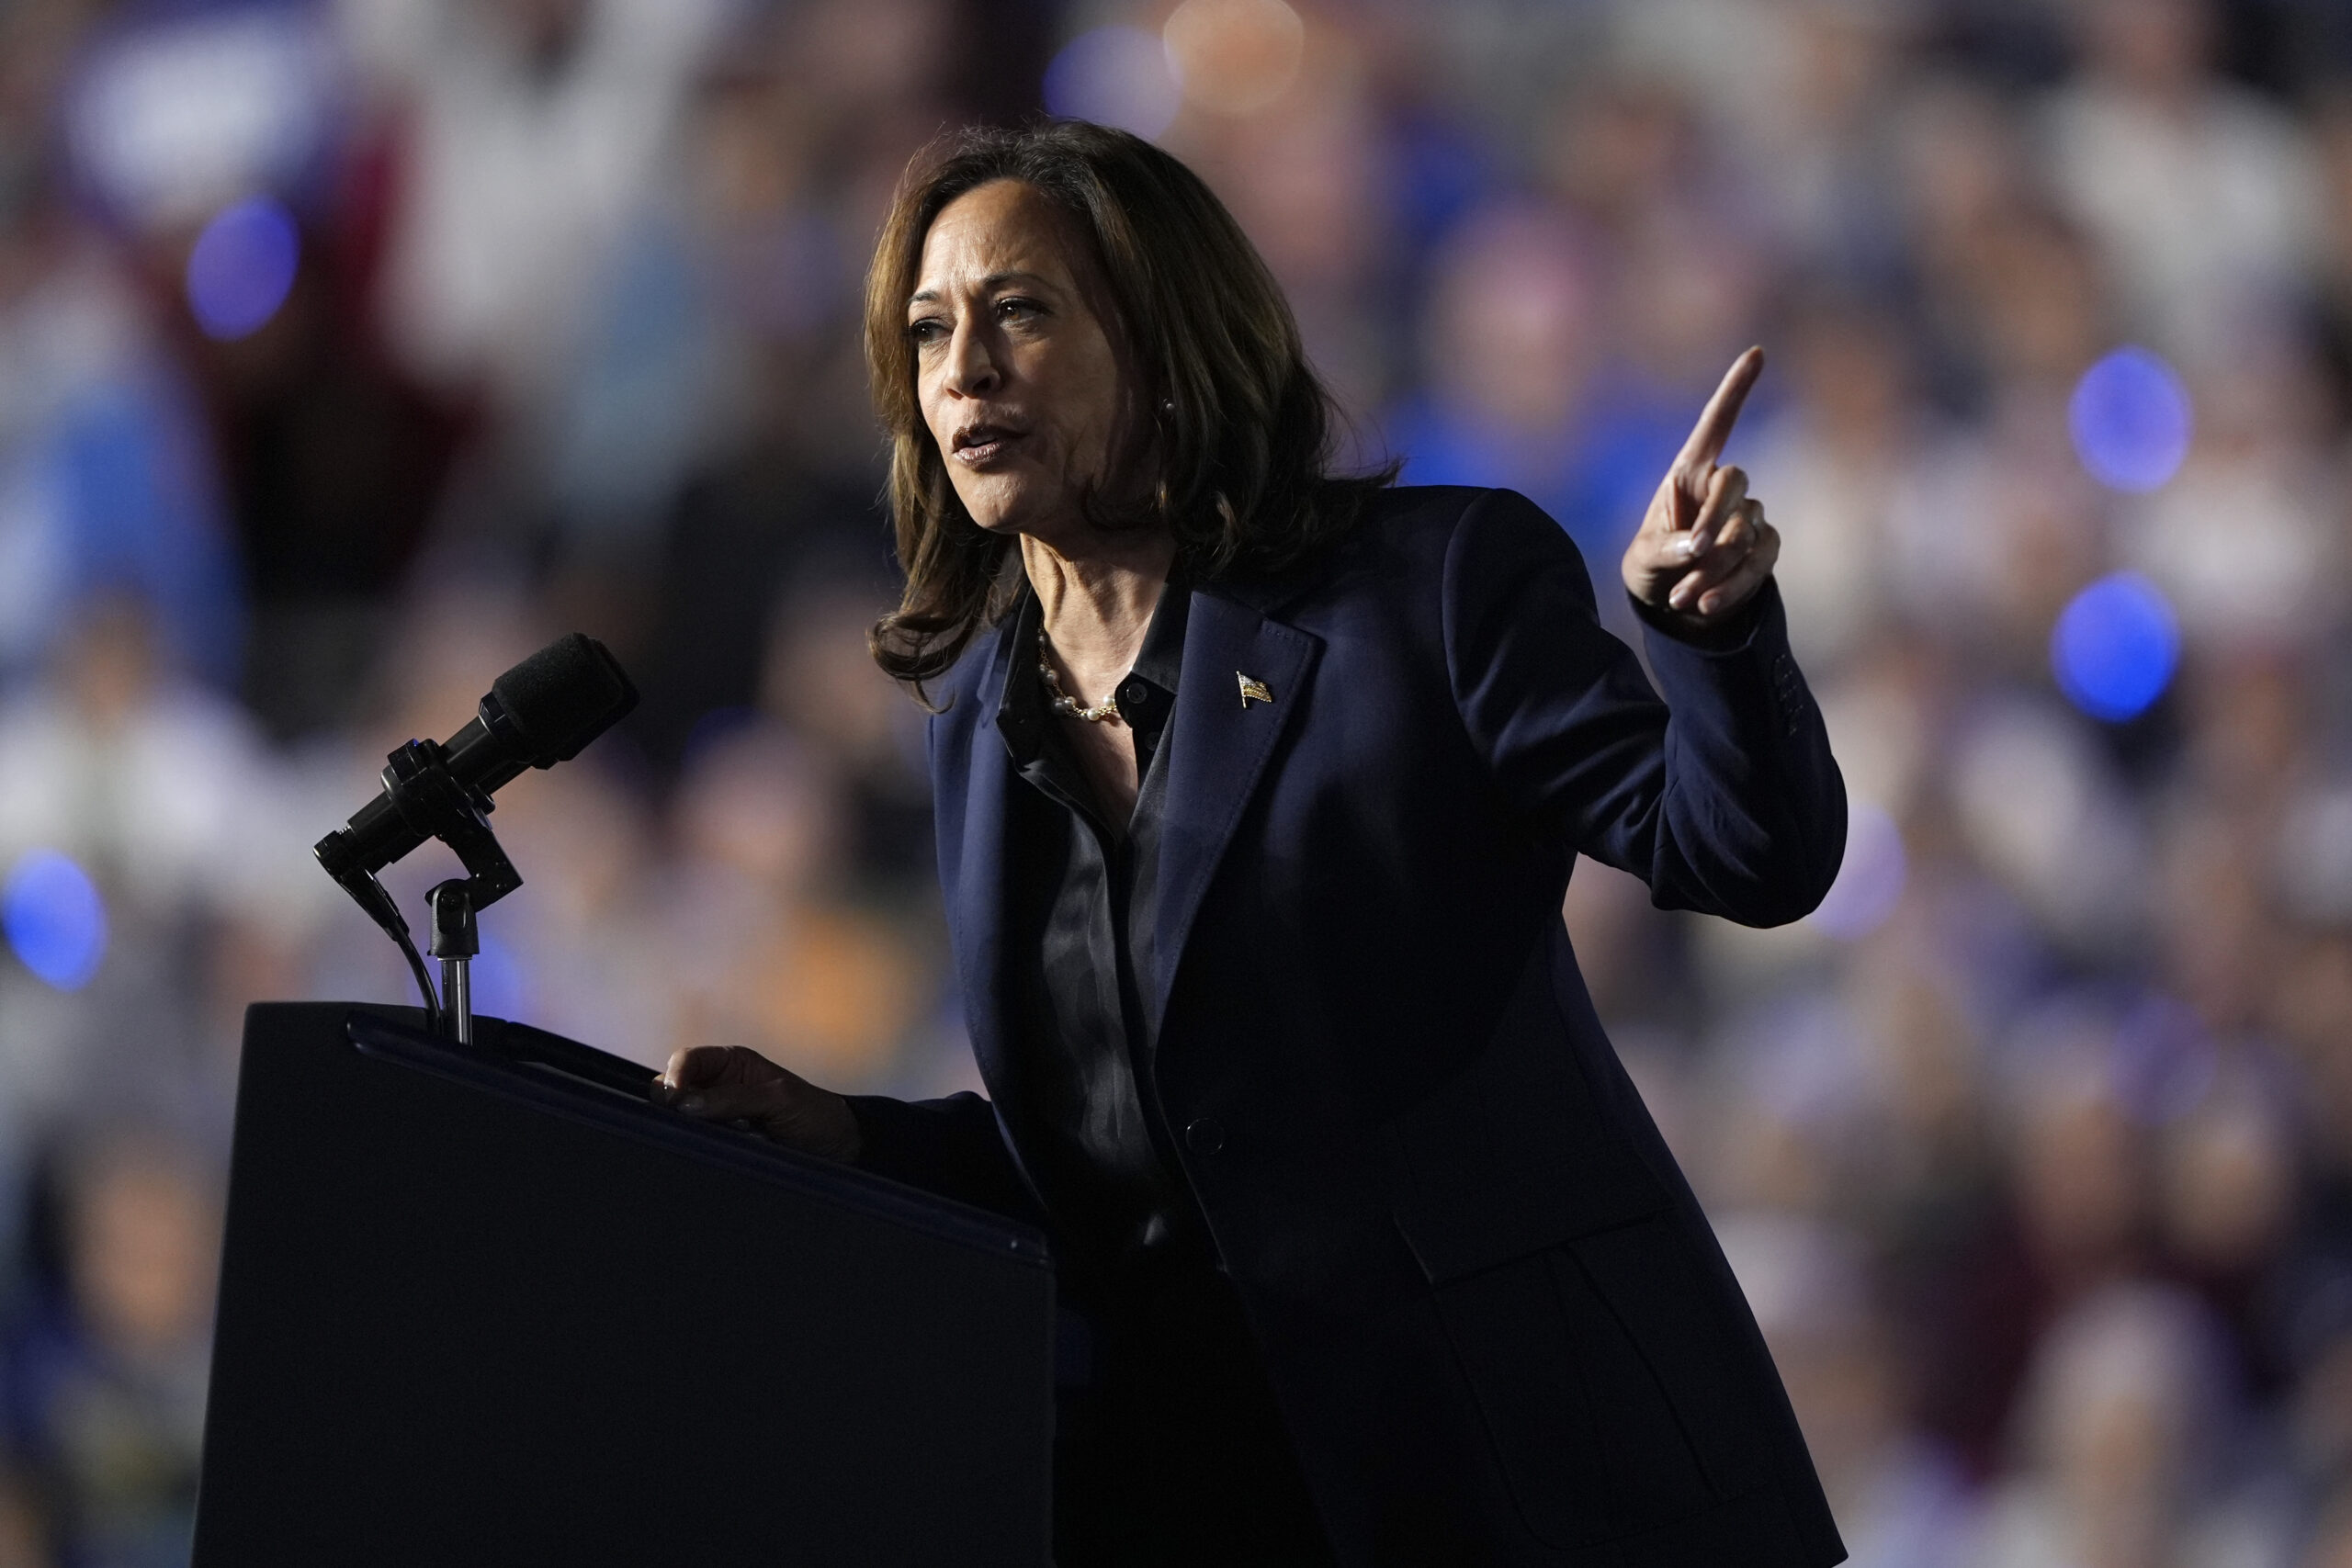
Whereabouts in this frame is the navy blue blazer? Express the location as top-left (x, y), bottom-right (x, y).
top-left (851, 486), bottom-right (1849, 1566)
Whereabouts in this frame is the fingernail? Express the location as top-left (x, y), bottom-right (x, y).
top-left (1674, 536), bottom-right (1698, 560)
top-left (1668, 587), bottom-right (1690, 609)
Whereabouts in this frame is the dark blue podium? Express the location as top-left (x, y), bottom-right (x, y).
top-left (192, 1003), bottom-right (1054, 1566)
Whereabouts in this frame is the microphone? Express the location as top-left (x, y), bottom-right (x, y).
top-left (315, 633), bottom-right (639, 885)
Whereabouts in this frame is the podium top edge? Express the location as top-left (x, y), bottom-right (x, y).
top-left (243, 1002), bottom-right (1054, 1272)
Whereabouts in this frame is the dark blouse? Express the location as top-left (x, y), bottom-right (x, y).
top-left (990, 580), bottom-right (1197, 1262)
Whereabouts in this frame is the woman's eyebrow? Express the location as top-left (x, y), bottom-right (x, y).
top-left (908, 270), bottom-right (1057, 309)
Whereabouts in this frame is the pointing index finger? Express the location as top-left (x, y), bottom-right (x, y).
top-left (1675, 346), bottom-right (1765, 474)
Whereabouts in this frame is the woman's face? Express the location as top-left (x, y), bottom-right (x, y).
top-left (908, 180), bottom-right (1127, 544)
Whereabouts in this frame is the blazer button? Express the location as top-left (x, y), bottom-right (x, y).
top-left (1123, 681), bottom-right (1149, 705)
top-left (1184, 1116), bottom-right (1226, 1156)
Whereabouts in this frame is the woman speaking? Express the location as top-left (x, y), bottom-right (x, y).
top-left (657, 120), bottom-right (1849, 1568)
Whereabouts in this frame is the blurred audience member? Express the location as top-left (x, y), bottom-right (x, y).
top-left (656, 724), bottom-right (934, 1092)
top-left (1967, 1282), bottom-right (2286, 1568)
top-left (9, 1131), bottom-right (217, 1568)
top-left (1720, 1213), bottom-right (1974, 1568)
top-left (2043, 0), bottom-right (2321, 362)
top-left (1385, 201), bottom-right (1599, 547)
top-left (0, 192), bottom-right (240, 692)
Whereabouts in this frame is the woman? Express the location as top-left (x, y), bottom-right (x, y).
top-left (658, 120), bottom-right (1849, 1568)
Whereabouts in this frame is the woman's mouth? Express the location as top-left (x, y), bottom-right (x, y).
top-left (953, 424), bottom-right (1026, 465)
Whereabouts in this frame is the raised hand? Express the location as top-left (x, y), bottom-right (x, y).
top-left (652, 1044), bottom-right (863, 1160)
top-left (1620, 347), bottom-right (1781, 630)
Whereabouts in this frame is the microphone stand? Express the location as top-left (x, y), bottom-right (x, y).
top-left (321, 737), bottom-right (524, 1044)
top-left (428, 882), bottom-right (480, 1046)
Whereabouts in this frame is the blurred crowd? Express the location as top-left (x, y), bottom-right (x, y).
top-left (0, 0), bottom-right (2346, 1561)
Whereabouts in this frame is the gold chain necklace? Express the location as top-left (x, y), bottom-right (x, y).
top-left (1037, 626), bottom-right (1122, 723)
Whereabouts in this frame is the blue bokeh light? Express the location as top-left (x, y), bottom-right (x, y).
top-left (1810, 801), bottom-right (1906, 941)
top-left (2068, 346), bottom-right (2192, 493)
top-left (2052, 571), bottom-right (2180, 722)
top-left (1044, 27), bottom-right (1182, 141)
top-left (3, 850), bottom-right (107, 991)
top-left (186, 195), bottom-right (300, 341)
top-left (467, 927), bottom-right (536, 1025)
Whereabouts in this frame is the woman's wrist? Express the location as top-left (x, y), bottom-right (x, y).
top-left (1628, 585), bottom-right (1766, 650)
top-left (762, 1086), bottom-right (863, 1162)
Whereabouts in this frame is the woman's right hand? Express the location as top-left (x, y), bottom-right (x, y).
top-left (1620, 347), bottom-right (1779, 631)
top-left (652, 1045), bottom-right (863, 1161)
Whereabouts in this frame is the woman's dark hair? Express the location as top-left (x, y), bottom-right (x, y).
top-left (865, 119), bottom-right (1394, 696)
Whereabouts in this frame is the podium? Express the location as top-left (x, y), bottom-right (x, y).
top-left (193, 1003), bottom-right (1055, 1566)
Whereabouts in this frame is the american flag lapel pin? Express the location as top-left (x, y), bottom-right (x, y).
top-left (1238, 672), bottom-right (1273, 707)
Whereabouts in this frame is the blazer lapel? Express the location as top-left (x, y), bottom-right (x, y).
top-left (943, 620), bottom-right (1021, 1092)
top-left (1148, 586), bottom-right (1320, 1040)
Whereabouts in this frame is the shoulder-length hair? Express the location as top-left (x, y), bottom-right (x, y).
top-left (864, 119), bottom-right (1393, 696)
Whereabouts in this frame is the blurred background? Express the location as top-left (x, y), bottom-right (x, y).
top-left (0, 0), bottom-right (2346, 1561)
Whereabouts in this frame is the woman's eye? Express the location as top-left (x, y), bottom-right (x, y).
top-left (909, 318), bottom-right (947, 345)
top-left (996, 297), bottom-right (1043, 322)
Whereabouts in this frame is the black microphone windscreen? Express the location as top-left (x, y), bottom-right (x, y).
top-left (490, 635), bottom-right (639, 766)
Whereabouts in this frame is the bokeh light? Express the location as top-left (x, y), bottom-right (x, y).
top-left (1809, 801), bottom-right (1905, 942)
top-left (3, 850), bottom-right (108, 991)
top-left (1162, 0), bottom-right (1305, 116)
top-left (2051, 571), bottom-right (2180, 722)
top-left (185, 194), bottom-right (300, 341)
top-left (2068, 346), bottom-right (2192, 493)
top-left (1043, 28), bottom-right (1182, 141)
top-left (468, 927), bottom-right (537, 1026)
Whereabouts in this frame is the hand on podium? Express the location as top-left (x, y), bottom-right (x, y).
top-left (653, 1046), bottom-right (863, 1161)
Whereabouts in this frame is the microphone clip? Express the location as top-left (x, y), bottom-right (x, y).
top-left (379, 739), bottom-right (522, 910)
top-left (377, 738), bottom-right (521, 1047)
top-left (322, 739), bottom-right (525, 1043)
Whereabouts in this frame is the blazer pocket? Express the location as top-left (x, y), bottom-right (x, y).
top-left (1566, 1213), bottom-right (1780, 1506)
top-left (1430, 1235), bottom-right (1716, 1551)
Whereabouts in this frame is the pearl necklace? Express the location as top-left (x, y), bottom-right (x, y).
top-left (1037, 626), bottom-right (1122, 723)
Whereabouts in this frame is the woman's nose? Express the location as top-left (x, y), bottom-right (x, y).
top-left (944, 321), bottom-right (1002, 396)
